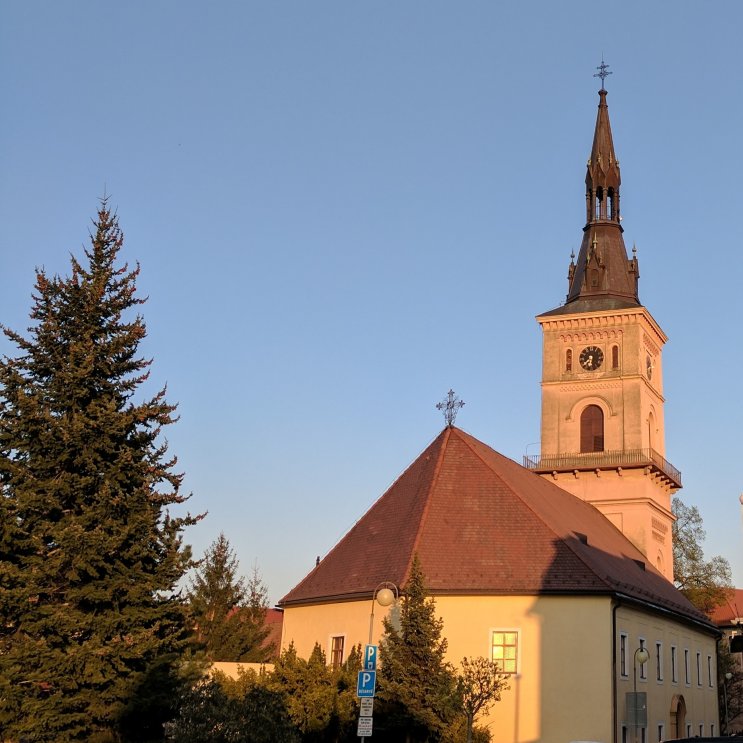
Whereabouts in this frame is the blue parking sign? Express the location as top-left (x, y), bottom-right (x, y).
top-left (357, 670), bottom-right (376, 697)
top-left (363, 644), bottom-right (378, 671)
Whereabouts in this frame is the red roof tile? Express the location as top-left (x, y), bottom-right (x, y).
top-left (709, 589), bottom-right (743, 625)
top-left (279, 427), bottom-right (713, 630)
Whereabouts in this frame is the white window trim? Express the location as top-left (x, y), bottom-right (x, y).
top-left (655, 641), bottom-right (664, 682)
top-left (328, 633), bottom-right (347, 667)
top-left (684, 648), bottom-right (690, 686)
top-left (671, 645), bottom-right (678, 683)
top-left (620, 632), bottom-right (629, 678)
top-left (490, 627), bottom-right (521, 676)
top-left (638, 637), bottom-right (648, 681)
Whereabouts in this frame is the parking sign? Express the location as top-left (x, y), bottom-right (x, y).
top-left (356, 670), bottom-right (376, 697)
top-left (363, 644), bottom-right (378, 671)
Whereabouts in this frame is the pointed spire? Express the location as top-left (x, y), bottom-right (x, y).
top-left (557, 69), bottom-right (640, 312)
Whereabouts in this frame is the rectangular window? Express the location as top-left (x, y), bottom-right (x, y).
top-left (686, 723), bottom-right (691, 738)
top-left (699, 724), bottom-right (704, 736)
top-left (620, 633), bottom-right (628, 677)
top-left (330, 635), bottom-right (345, 668)
top-left (696, 652), bottom-right (701, 686)
top-left (708, 655), bottom-right (713, 687)
top-left (671, 646), bottom-right (677, 682)
top-left (711, 723), bottom-right (715, 736)
top-left (655, 642), bottom-right (663, 681)
top-left (639, 638), bottom-right (647, 680)
top-left (657, 724), bottom-right (664, 742)
top-left (621, 726), bottom-right (628, 743)
top-left (491, 630), bottom-right (518, 674)
top-left (640, 727), bottom-right (646, 743)
top-left (684, 649), bottom-right (690, 685)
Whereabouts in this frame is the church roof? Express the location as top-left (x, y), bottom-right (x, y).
top-left (279, 427), bottom-right (713, 631)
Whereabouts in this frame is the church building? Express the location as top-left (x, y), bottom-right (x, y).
top-left (279, 77), bottom-right (719, 743)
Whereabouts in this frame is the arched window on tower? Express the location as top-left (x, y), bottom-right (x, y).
top-left (612, 345), bottom-right (619, 369)
top-left (565, 349), bottom-right (572, 372)
top-left (595, 187), bottom-right (603, 220)
top-left (607, 188), bottom-right (615, 220)
top-left (580, 405), bottom-right (604, 453)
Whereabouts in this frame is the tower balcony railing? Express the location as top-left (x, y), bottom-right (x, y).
top-left (523, 448), bottom-right (681, 489)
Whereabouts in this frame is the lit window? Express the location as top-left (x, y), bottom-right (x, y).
top-left (330, 635), bottom-right (344, 668)
top-left (491, 630), bottom-right (518, 674)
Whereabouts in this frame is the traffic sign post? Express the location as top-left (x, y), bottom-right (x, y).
top-left (357, 716), bottom-right (373, 736)
top-left (359, 698), bottom-right (374, 717)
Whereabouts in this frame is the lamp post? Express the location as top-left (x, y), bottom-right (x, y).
top-left (368, 582), bottom-right (398, 644)
top-left (723, 671), bottom-right (733, 734)
top-left (633, 646), bottom-right (649, 743)
top-left (360, 582), bottom-right (398, 743)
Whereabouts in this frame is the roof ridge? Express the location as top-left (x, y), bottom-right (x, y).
top-left (453, 427), bottom-right (617, 592)
top-left (404, 426), bottom-right (452, 588)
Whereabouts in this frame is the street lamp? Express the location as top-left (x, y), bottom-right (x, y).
top-left (723, 671), bottom-right (733, 734)
top-left (633, 646), bottom-right (649, 743)
top-left (368, 582), bottom-right (398, 644)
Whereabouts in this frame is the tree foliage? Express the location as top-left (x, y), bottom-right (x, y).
top-left (672, 496), bottom-right (732, 615)
top-left (0, 202), bottom-right (198, 741)
top-left (164, 678), bottom-right (299, 743)
top-left (378, 555), bottom-right (459, 742)
top-left (456, 657), bottom-right (509, 743)
top-left (188, 533), bottom-right (273, 662)
top-left (265, 641), bottom-right (361, 742)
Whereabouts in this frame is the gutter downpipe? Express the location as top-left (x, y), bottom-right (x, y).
top-left (612, 597), bottom-right (622, 743)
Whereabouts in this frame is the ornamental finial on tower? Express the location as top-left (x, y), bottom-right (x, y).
top-left (594, 57), bottom-right (612, 91)
top-left (436, 389), bottom-right (465, 427)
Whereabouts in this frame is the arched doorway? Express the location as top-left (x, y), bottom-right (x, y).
top-left (670, 694), bottom-right (686, 739)
top-left (580, 405), bottom-right (604, 453)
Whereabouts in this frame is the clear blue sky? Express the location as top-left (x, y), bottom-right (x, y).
top-left (1, 2), bottom-right (741, 603)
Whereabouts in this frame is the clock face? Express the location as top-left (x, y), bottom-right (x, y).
top-left (579, 346), bottom-right (604, 371)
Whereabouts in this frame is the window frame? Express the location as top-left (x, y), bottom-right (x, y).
top-left (329, 634), bottom-right (346, 669)
top-left (671, 645), bottom-right (677, 683)
top-left (655, 641), bottom-right (663, 682)
top-left (620, 632), bottom-right (629, 678)
top-left (490, 628), bottom-right (520, 676)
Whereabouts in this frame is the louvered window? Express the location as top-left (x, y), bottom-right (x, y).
top-left (580, 405), bottom-right (604, 452)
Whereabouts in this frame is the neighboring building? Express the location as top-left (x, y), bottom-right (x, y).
top-left (279, 79), bottom-right (721, 742)
top-left (711, 589), bottom-right (743, 733)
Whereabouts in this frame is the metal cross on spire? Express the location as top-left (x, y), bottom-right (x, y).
top-left (594, 58), bottom-right (612, 90)
top-left (436, 389), bottom-right (465, 427)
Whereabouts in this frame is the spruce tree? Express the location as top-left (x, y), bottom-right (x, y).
top-left (188, 534), bottom-right (273, 662)
top-left (0, 201), bottom-right (197, 741)
top-left (377, 555), bottom-right (459, 742)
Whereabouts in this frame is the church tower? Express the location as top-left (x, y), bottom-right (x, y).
top-left (527, 76), bottom-right (680, 581)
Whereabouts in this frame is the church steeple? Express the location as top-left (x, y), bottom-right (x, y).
top-left (562, 83), bottom-right (640, 311)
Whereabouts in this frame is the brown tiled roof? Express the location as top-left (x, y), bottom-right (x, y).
top-left (709, 589), bottom-right (743, 625)
top-left (279, 427), bottom-right (713, 631)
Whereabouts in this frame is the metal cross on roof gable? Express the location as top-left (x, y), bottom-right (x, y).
top-left (594, 58), bottom-right (612, 90)
top-left (436, 389), bottom-right (465, 427)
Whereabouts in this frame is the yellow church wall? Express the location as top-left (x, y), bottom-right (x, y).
top-left (615, 605), bottom-right (719, 739)
top-left (283, 594), bottom-right (616, 743)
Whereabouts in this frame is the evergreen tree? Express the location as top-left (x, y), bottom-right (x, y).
top-left (188, 534), bottom-right (273, 662)
top-left (377, 555), bottom-right (459, 743)
top-left (0, 201), bottom-right (197, 741)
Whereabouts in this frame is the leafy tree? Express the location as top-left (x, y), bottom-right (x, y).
top-left (455, 657), bottom-right (509, 743)
top-left (377, 555), bottom-right (459, 743)
top-left (188, 534), bottom-right (273, 662)
top-left (164, 678), bottom-right (299, 743)
top-left (0, 201), bottom-right (198, 741)
top-left (672, 496), bottom-right (732, 615)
